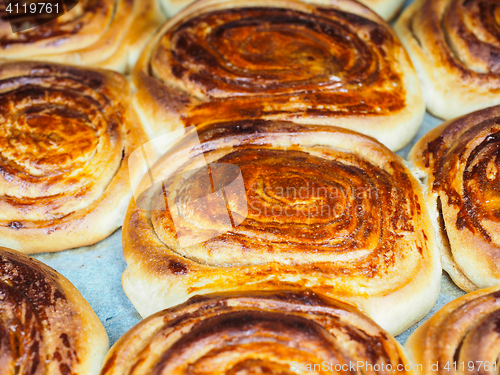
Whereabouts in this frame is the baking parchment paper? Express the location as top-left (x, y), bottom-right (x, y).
top-left (32, 0), bottom-right (467, 346)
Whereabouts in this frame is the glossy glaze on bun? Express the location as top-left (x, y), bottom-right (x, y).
top-left (0, 62), bottom-right (148, 254)
top-left (410, 105), bottom-right (500, 292)
top-left (101, 291), bottom-right (413, 375)
top-left (122, 120), bottom-right (440, 335)
top-left (395, 0), bottom-right (500, 120)
top-left (0, 0), bottom-right (164, 72)
top-left (134, 0), bottom-right (424, 151)
top-left (0, 246), bottom-right (108, 375)
top-left (406, 286), bottom-right (500, 375)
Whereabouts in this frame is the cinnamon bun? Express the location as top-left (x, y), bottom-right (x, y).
top-left (122, 120), bottom-right (441, 335)
top-left (395, 0), bottom-right (500, 120)
top-left (0, 61), bottom-right (148, 254)
top-left (0, 246), bottom-right (108, 375)
top-left (410, 105), bottom-right (500, 292)
top-left (159, 0), bottom-right (405, 20)
top-left (405, 286), bottom-right (500, 375)
top-left (101, 291), bottom-right (413, 375)
top-left (0, 0), bottom-right (164, 73)
top-left (133, 0), bottom-right (424, 151)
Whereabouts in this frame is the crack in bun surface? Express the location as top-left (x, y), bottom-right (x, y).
top-left (410, 105), bottom-right (500, 292)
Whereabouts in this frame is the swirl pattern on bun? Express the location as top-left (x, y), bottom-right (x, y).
top-left (0, 0), bottom-right (164, 72)
top-left (122, 120), bottom-right (440, 335)
top-left (0, 246), bottom-right (108, 375)
top-left (0, 62), bottom-right (147, 254)
top-left (405, 286), bottom-right (500, 375)
top-left (101, 291), bottom-right (413, 375)
top-left (410, 105), bottom-right (500, 292)
top-left (134, 0), bottom-right (424, 151)
top-left (395, 0), bottom-right (500, 120)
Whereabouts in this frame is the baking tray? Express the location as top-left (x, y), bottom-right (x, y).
top-left (32, 0), bottom-right (467, 346)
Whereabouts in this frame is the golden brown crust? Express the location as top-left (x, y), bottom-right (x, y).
top-left (0, 0), bottom-right (165, 73)
top-left (405, 286), bottom-right (500, 375)
top-left (133, 0), bottom-right (424, 151)
top-left (409, 105), bottom-right (500, 292)
top-left (101, 291), bottom-right (413, 375)
top-left (0, 246), bottom-right (108, 375)
top-left (0, 61), bottom-right (148, 254)
top-left (395, 0), bottom-right (500, 120)
top-left (122, 120), bottom-right (441, 335)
